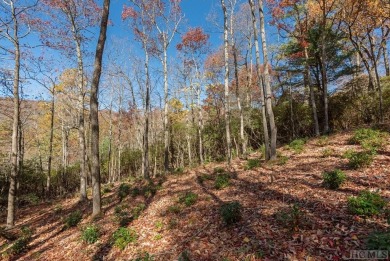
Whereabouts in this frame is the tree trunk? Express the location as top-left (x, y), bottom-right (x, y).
top-left (46, 87), bottom-right (55, 197)
top-left (89, 0), bottom-right (110, 217)
top-left (321, 0), bottom-right (329, 133)
top-left (258, 0), bottom-right (277, 160)
top-left (163, 38), bottom-right (170, 172)
top-left (221, 0), bottom-right (232, 164)
top-left (142, 49), bottom-right (151, 179)
top-left (7, 2), bottom-right (20, 228)
top-left (304, 47), bottom-right (320, 136)
top-left (248, 0), bottom-right (270, 160)
top-left (382, 27), bottom-right (390, 77)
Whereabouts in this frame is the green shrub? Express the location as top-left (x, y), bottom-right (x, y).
top-left (275, 204), bottom-right (305, 231)
top-left (112, 227), bottom-right (137, 250)
top-left (19, 193), bottom-right (40, 206)
top-left (167, 204), bottom-right (181, 214)
top-left (348, 191), bottom-right (386, 217)
top-left (81, 225), bottom-right (100, 244)
top-left (154, 220), bottom-right (163, 230)
top-left (322, 148), bottom-right (335, 158)
top-left (102, 186), bottom-right (112, 194)
top-left (9, 226), bottom-right (32, 255)
top-left (173, 167), bottom-right (184, 174)
top-left (197, 174), bottom-right (213, 184)
top-left (289, 139), bottom-right (306, 153)
top-left (349, 128), bottom-right (386, 152)
top-left (213, 167), bottom-right (225, 174)
top-left (64, 210), bottom-right (82, 229)
top-left (220, 201), bottom-right (241, 225)
top-left (317, 135), bottom-right (329, 146)
top-left (132, 203), bottom-right (146, 219)
top-left (131, 187), bottom-right (141, 197)
top-left (214, 173), bottom-right (230, 190)
top-left (245, 159), bottom-right (261, 170)
top-left (322, 169), bottom-right (347, 189)
top-left (154, 234), bottom-right (162, 240)
top-left (346, 151), bottom-right (374, 169)
top-left (179, 192), bottom-right (198, 207)
top-left (118, 183), bottom-right (131, 201)
top-left (366, 231), bottom-right (390, 251)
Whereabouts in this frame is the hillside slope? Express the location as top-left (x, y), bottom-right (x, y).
top-left (1, 131), bottom-right (389, 261)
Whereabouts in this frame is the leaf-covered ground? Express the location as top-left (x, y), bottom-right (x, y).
top-left (1, 132), bottom-right (389, 260)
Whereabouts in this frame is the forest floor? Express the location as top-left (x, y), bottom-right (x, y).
top-left (0, 131), bottom-right (389, 261)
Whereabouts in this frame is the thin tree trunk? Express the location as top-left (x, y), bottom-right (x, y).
top-left (382, 27), bottom-right (390, 77)
top-left (108, 85), bottom-right (113, 183)
top-left (321, 0), bottom-right (329, 133)
top-left (304, 47), bottom-right (320, 136)
top-left (90, 0), bottom-right (110, 217)
top-left (197, 85), bottom-right (204, 165)
top-left (248, 0), bottom-right (270, 159)
top-left (47, 88), bottom-right (55, 197)
top-left (7, 2), bottom-right (20, 228)
top-left (221, 0), bottom-right (232, 164)
top-left (258, 0), bottom-right (277, 160)
top-left (163, 38), bottom-right (170, 172)
top-left (142, 49), bottom-right (151, 179)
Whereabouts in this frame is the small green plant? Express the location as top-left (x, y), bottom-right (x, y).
top-left (366, 231), bottom-right (390, 251)
top-left (245, 158), bottom-right (260, 170)
top-left (275, 204), bottom-right (305, 231)
top-left (102, 186), bottom-right (112, 194)
top-left (64, 210), bottom-right (82, 229)
top-left (167, 204), bottom-right (181, 214)
top-left (348, 191), bottom-right (386, 217)
top-left (289, 139), bottom-right (306, 153)
top-left (214, 173), bottom-right (230, 190)
top-left (346, 151), bottom-right (374, 169)
top-left (54, 204), bottom-right (63, 214)
top-left (112, 227), bottom-right (137, 250)
top-left (81, 225), bottom-right (100, 244)
top-left (118, 183), bottom-right (131, 201)
top-left (154, 220), bottom-right (163, 230)
top-left (179, 192), bottom-right (198, 207)
top-left (9, 226), bottom-right (32, 255)
top-left (213, 167), bottom-right (225, 174)
top-left (259, 144), bottom-right (266, 159)
top-left (322, 169), bottom-right (347, 189)
top-left (220, 201), bottom-right (241, 225)
top-left (316, 135), bottom-right (329, 146)
top-left (132, 203), bottom-right (146, 219)
top-left (349, 128), bottom-right (386, 152)
top-left (131, 187), bottom-right (141, 197)
top-left (154, 234), bottom-right (162, 240)
top-left (173, 167), bottom-right (184, 174)
top-left (321, 148), bottom-right (335, 158)
top-left (197, 174), bottom-right (213, 184)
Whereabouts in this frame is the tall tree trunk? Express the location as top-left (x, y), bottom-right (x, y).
top-left (108, 85), bottom-right (113, 183)
top-left (142, 49), bottom-right (151, 179)
top-left (163, 38), bottom-right (169, 172)
top-left (248, 0), bottom-right (270, 160)
top-left (367, 30), bottom-right (384, 122)
top-left (47, 87), bottom-right (55, 197)
top-left (321, 0), bottom-right (329, 133)
top-left (304, 47), bottom-right (320, 136)
top-left (90, 0), bottom-right (110, 217)
top-left (7, 2), bottom-right (20, 228)
top-left (258, 0), bottom-right (277, 160)
top-left (197, 86), bottom-right (204, 165)
top-left (229, 2), bottom-right (246, 157)
top-left (221, 0), bottom-right (232, 164)
top-left (382, 27), bottom-right (390, 77)
top-left (71, 24), bottom-right (87, 201)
